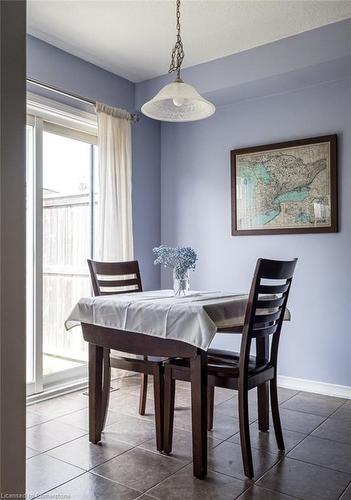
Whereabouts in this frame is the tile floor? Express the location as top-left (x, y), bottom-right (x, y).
top-left (26, 376), bottom-right (351, 499)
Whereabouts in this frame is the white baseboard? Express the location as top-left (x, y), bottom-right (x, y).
top-left (278, 375), bottom-right (351, 400)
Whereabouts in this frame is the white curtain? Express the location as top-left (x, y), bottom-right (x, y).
top-left (96, 102), bottom-right (134, 261)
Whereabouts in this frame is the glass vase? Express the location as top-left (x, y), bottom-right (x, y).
top-left (173, 269), bottom-right (190, 296)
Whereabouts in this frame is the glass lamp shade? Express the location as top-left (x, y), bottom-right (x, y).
top-left (141, 80), bottom-right (215, 122)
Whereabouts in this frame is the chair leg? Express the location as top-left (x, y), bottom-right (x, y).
top-left (270, 377), bottom-right (285, 451)
top-left (139, 373), bottom-right (148, 415)
top-left (256, 337), bottom-right (270, 432)
top-left (153, 366), bottom-right (164, 452)
top-left (163, 364), bottom-right (175, 454)
top-left (101, 348), bottom-right (111, 431)
top-left (257, 381), bottom-right (269, 432)
top-left (207, 385), bottom-right (214, 431)
top-left (238, 387), bottom-right (254, 479)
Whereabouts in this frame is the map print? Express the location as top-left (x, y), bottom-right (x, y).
top-left (236, 142), bottom-right (331, 230)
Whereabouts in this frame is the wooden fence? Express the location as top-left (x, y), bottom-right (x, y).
top-left (43, 193), bottom-right (92, 362)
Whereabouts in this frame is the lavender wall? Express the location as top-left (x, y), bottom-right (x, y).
top-left (28, 19), bottom-right (351, 387)
top-left (27, 35), bottom-right (161, 289)
top-left (160, 77), bottom-right (351, 387)
top-left (27, 35), bottom-right (134, 111)
top-left (136, 19), bottom-right (351, 109)
top-left (133, 117), bottom-right (161, 288)
top-left (137, 20), bottom-right (351, 388)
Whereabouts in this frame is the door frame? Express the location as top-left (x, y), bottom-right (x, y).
top-left (26, 99), bottom-right (97, 396)
top-left (0, 0), bottom-right (27, 494)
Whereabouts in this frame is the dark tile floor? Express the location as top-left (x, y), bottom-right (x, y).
top-left (26, 376), bottom-right (351, 499)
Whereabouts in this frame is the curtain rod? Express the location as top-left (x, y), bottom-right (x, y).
top-left (27, 78), bottom-right (140, 123)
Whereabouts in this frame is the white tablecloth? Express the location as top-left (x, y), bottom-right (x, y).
top-left (65, 290), bottom-right (289, 351)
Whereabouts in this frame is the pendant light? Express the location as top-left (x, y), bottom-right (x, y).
top-left (141, 0), bottom-right (215, 122)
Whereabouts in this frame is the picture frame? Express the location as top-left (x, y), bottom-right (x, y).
top-left (231, 135), bottom-right (338, 235)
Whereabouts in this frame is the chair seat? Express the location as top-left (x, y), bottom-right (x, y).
top-left (207, 348), bottom-right (270, 377)
top-left (110, 350), bottom-right (166, 363)
top-left (168, 348), bottom-right (270, 378)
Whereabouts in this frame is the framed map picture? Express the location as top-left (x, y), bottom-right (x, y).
top-left (231, 135), bottom-right (337, 235)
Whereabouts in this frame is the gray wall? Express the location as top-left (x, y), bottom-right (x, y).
top-left (27, 35), bottom-right (161, 289)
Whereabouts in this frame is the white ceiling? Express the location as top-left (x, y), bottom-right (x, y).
top-left (27, 0), bottom-right (351, 83)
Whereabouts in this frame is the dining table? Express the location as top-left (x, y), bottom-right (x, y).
top-left (65, 289), bottom-right (287, 479)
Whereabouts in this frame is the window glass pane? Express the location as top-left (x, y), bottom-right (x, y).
top-left (43, 131), bottom-right (91, 196)
top-left (42, 131), bottom-right (92, 376)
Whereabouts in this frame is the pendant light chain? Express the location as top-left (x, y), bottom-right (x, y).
top-left (141, 0), bottom-right (215, 122)
top-left (169, 0), bottom-right (185, 81)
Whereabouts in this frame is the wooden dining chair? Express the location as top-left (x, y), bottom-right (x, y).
top-left (163, 258), bottom-right (297, 478)
top-left (87, 259), bottom-right (165, 451)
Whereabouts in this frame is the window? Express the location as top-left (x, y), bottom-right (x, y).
top-left (26, 94), bottom-right (98, 397)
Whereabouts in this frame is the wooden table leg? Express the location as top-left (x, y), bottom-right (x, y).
top-left (256, 337), bottom-right (269, 432)
top-left (89, 343), bottom-right (103, 444)
top-left (101, 348), bottom-right (111, 431)
top-left (163, 363), bottom-right (175, 455)
top-left (191, 350), bottom-right (207, 479)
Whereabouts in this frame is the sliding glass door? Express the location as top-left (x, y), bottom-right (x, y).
top-left (26, 109), bottom-right (98, 396)
top-left (26, 118), bottom-right (37, 393)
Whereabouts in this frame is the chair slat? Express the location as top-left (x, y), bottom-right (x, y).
top-left (98, 278), bottom-right (138, 288)
top-left (253, 320), bottom-right (275, 329)
top-left (91, 260), bottom-right (140, 276)
top-left (256, 296), bottom-right (285, 309)
top-left (254, 309), bottom-right (281, 325)
top-left (252, 323), bottom-right (278, 338)
top-left (257, 258), bottom-right (297, 280)
top-left (100, 288), bottom-right (138, 295)
top-left (258, 283), bottom-right (289, 294)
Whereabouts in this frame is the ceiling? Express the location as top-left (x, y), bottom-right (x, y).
top-left (27, 0), bottom-right (351, 83)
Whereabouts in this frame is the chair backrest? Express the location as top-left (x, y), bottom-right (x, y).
top-left (239, 258), bottom-right (297, 376)
top-left (87, 259), bottom-right (143, 296)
